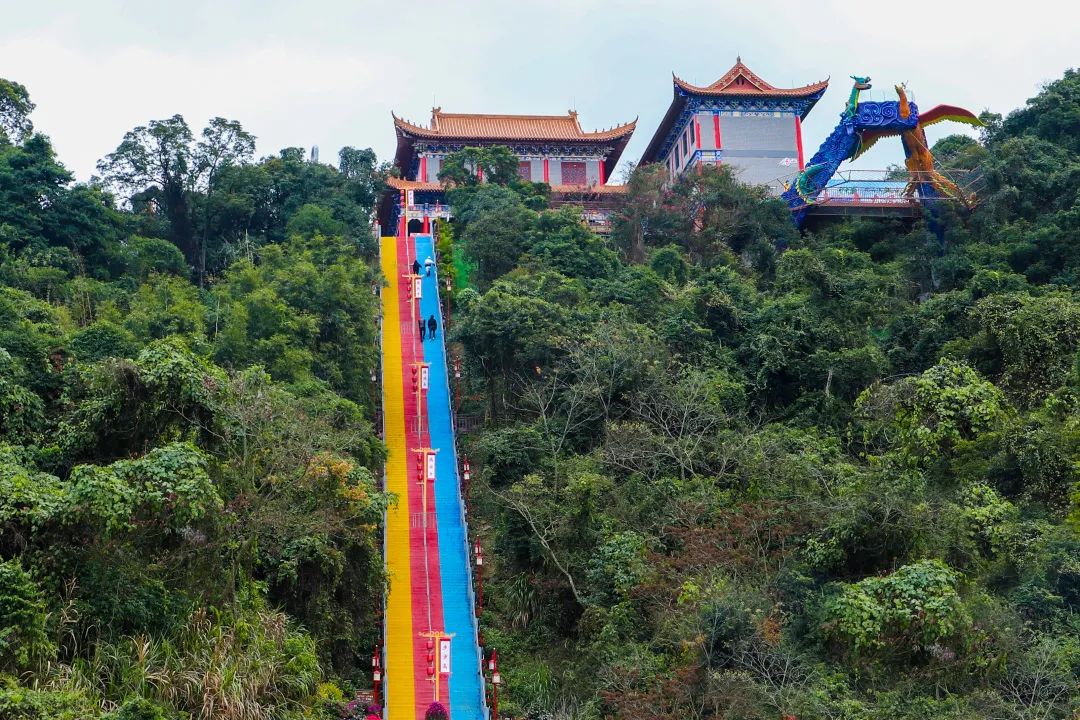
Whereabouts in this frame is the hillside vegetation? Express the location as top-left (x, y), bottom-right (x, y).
top-left (1, 67), bottom-right (1079, 720)
top-left (0, 78), bottom-right (387, 719)
top-left (446, 72), bottom-right (1080, 720)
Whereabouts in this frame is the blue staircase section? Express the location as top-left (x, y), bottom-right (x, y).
top-left (414, 234), bottom-right (486, 719)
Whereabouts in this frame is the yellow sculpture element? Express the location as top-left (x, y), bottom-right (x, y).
top-left (856, 84), bottom-right (983, 205)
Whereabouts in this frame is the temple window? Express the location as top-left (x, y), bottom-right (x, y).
top-left (561, 161), bottom-right (586, 186)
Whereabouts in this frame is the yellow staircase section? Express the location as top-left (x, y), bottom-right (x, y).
top-left (380, 236), bottom-right (416, 719)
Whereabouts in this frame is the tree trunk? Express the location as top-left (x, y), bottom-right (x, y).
top-left (164, 181), bottom-right (197, 275)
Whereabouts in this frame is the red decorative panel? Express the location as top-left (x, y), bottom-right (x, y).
top-left (561, 161), bottom-right (586, 186)
top-left (518, 161), bottom-right (532, 181)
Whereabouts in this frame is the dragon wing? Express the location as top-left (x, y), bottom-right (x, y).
top-left (918, 105), bottom-right (984, 128)
top-left (852, 129), bottom-right (903, 160)
top-left (852, 106), bottom-right (982, 159)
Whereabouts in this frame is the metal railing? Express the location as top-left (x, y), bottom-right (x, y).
top-left (777, 168), bottom-right (984, 210)
top-left (454, 414), bottom-right (485, 435)
top-left (405, 203), bottom-right (453, 218)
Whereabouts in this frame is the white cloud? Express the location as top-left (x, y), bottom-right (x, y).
top-left (1, 31), bottom-right (408, 178)
top-left (1, 0), bottom-right (1077, 181)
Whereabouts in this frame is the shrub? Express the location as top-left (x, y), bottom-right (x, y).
top-left (68, 321), bottom-right (139, 362)
top-left (821, 559), bottom-right (969, 663)
top-left (123, 236), bottom-right (188, 280)
top-left (105, 697), bottom-right (170, 720)
top-left (0, 679), bottom-right (97, 720)
top-left (0, 560), bottom-right (54, 673)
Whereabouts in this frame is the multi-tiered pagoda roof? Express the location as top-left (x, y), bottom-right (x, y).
top-left (391, 108), bottom-right (637, 184)
top-left (641, 58), bottom-right (829, 164)
top-left (671, 58), bottom-right (829, 99)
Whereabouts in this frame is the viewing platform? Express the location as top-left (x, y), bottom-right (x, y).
top-left (779, 168), bottom-right (983, 220)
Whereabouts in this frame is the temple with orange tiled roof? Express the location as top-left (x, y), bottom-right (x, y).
top-left (380, 108), bottom-right (636, 235)
top-left (640, 58), bottom-right (829, 192)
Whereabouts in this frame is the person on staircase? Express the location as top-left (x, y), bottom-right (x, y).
top-left (424, 256), bottom-right (434, 277)
top-left (412, 259), bottom-right (422, 276)
top-left (419, 317), bottom-right (426, 340)
top-left (427, 314), bottom-right (438, 339)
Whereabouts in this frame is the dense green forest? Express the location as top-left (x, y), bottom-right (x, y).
top-left (1, 66), bottom-right (1079, 720)
top-left (0, 77), bottom-right (388, 719)
top-left (446, 71), bottom-right (1080, 720)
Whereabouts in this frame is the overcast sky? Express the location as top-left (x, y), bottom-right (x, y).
top-left (2, 0), bottom-right (1076, 182)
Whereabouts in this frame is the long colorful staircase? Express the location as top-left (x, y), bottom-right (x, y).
top-left (380, 233), bottom-right (486, 720)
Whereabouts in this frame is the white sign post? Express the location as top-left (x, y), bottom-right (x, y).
top-left (439, 638), bottom-right (451, 675)
top-left (426, 452), bottom-right (437, 482)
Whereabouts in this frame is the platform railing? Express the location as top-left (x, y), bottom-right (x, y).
top-left (777, 168), bottom-right (983, 211)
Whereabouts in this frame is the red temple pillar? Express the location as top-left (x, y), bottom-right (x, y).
top-left (795, 116), bottom-right (805, 170)
top-left (423, 215), bottom-right (430, 233)
top-left (543, 158), bottom-right (550, 184)
top-left (398, 190), bottom-right (406, 238)
top-left (598, 160), bottom-right (605, 186)
top-left (420, 156), bottom-right (428, 183)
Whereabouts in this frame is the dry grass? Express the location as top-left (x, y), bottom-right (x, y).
top-left (37, 604), bottom-right (322, 720)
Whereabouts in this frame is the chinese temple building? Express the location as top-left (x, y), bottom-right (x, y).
top-left (379, 108), bottom-right (636, 234)
top-left (639, 58), bottom-right (829, 193)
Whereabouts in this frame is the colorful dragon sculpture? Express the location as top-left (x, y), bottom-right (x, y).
top-left (853, 83), bottom-right (983, 205)
top-left (782, 76), bottom-right (982, 227)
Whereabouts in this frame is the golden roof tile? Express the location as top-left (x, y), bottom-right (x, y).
top-left (393, 108), bottom-right (637, 142)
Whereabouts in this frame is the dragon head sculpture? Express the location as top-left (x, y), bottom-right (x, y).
top-left (845, 76), bottom-right (873, 118)
top-left (894, 83), bottom-right (912, 118)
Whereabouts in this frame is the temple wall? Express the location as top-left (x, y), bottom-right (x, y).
top-left (718, 114), bottom-right (799, 187)
top-left (654, 111), bottom-right (801, 191)
top-left (414, 152), bottom-right (443, 182)
top-left (696, 112), bottom-right (718, 151)
top-left (723, 155), bottom-right (794, 191)
top-left (547, 160), bottom-right (562, 185)
top-left (720, 114), bottom-right (797, 154)
top-left (586, 159), bottom-right (601, 185)
top-left (411, 149), bottom-right (609, 186)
